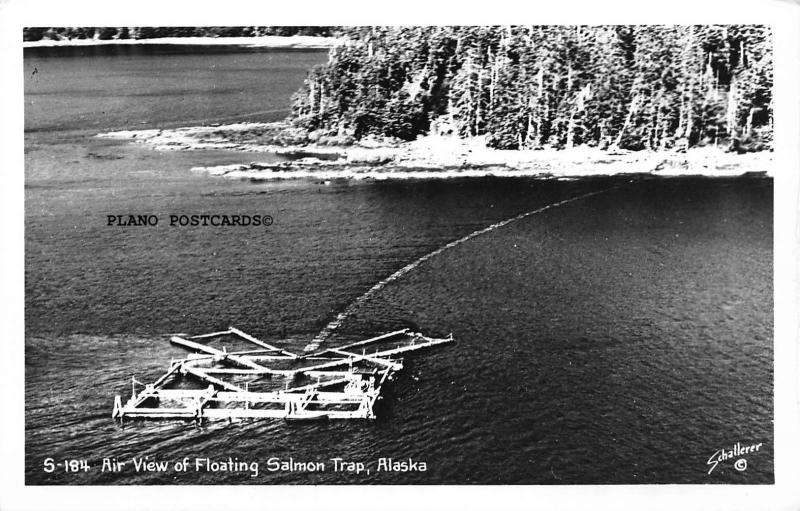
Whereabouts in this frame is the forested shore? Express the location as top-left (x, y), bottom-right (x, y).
top-left (90, 25), bottom-right (774, 180)
top-left (290, 26), bottom-right (773, 153)
top-left (29, 25), bottom-right (773, 155)
top-left (23, 26), bottom-right (339, 41)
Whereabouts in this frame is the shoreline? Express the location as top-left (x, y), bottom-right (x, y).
top-left (23, 35), bottom-right (341, 49)
top-left (97, 122), bottom-right (774, 181)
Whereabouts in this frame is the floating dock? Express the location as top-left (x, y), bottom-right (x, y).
top-left (112, 328), bottom-right (453, 422)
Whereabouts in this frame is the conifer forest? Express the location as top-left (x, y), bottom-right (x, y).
top-left (290, 26), bottom-right (773, 152)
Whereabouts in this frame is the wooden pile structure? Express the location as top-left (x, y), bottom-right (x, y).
top-left (112, 328), bottom-right (453, 422)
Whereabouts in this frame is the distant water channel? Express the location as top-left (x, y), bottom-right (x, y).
top-left (24, 44), bottom-right (773, 484)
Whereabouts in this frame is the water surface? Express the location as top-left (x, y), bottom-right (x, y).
top-left (24, 45), bottom-right (773, 485)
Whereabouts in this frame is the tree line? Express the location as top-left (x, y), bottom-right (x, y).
top-left (23, 26), bottom-right (339, 42)
top-left (290, 26), bottom-right (773, 152)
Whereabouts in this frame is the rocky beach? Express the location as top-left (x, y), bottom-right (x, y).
top-left (98, 121), bottom-right (774, 181)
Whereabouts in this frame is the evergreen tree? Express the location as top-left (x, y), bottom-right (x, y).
top-left (289, 25), bottom-right (773, 152)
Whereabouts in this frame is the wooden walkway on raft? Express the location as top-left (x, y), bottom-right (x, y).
top-left (112, 327), bottom-right (453, 422)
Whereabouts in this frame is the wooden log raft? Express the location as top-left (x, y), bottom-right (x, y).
top-left (113, 328), bottom-right (453, 422)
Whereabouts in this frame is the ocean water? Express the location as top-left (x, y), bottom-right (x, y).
top-left (24, 45), bottom-right (773, 485)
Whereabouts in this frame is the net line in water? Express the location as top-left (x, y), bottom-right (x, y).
top-left (305, 186), bottom-right (618, 351)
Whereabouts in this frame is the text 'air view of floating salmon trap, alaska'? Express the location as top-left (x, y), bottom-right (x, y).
top-left (112, 328), bottom-right (453, 422)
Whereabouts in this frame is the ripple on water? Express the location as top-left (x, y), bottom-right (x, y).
top-left (26, 177), bottom-right (773, 484)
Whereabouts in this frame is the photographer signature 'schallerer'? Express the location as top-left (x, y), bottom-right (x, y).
top-left (707, 441), bottom-right (764, 474)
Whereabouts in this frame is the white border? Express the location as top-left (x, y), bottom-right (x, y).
top-left (1, 1), bottom-right (798, 510)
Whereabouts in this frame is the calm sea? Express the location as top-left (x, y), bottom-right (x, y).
top-left (24, 45), bottom-right (773, 485)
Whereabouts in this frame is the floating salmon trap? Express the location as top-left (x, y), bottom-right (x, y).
top-left (112, 328), bottom-right (453, 422)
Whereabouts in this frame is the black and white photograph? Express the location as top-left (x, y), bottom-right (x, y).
top-left (2, 0), bottom-right (799, 509)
